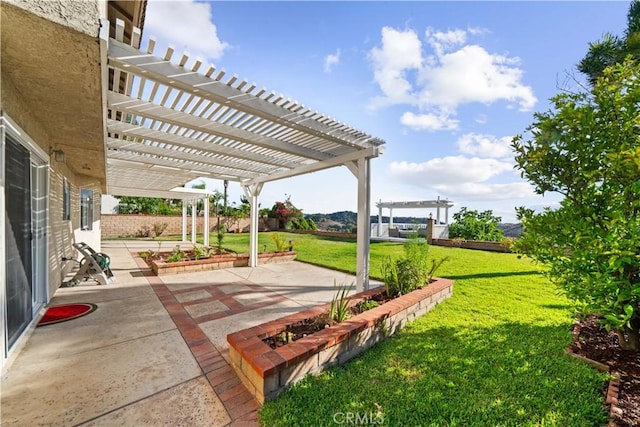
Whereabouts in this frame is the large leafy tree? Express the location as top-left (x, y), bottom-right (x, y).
top-left (448, 207), bottom-right (504, 242)
top-left (114, 196), bottom-right (180, 215)
top-left (512, 59), bottom-right (640, 351)
top-left (578, 0), bottom-right (640, 85)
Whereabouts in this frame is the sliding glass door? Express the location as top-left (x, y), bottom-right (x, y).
top-left (4, 134), bottom-right (48, 350)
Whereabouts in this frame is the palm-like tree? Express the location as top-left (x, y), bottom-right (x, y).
top-left (578, 1), bottom-right (640, 85)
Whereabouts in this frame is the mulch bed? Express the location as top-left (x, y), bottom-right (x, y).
top-left (263, 291), bottom-right (397, 349)
top-left (569, 315), bottom-right (640, 427)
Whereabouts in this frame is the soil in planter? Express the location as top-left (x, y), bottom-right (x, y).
top-left (569, 315), bottom-right (640, 427)
top-left (263, 290), bottom-right (398, 349)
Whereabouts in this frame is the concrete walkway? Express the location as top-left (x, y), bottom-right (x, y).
top-left (1, 241), bottom-right (373, 426)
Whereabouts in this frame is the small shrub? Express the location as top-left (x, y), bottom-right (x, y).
top-left (216, 224), bottom-right (226, 254)
top-left (140, 251), bottom-right (149, 260)
top-left (279, 331), bottom-right (294, 344)
top-left (359, 299), bottom-right (379, 312)
top-left (381, 237), bottom-right (447, 296)
top-left (153, 222), bottom-right (168, 238)
top-left (193, 244), bottom-right (209, 260)
top-left (500, 237), bottom-right (516, 252)
top-left (135, 226), bottom-right (151, 238)
top-left (271, 232), bottom-right (287, 252)
top-left (330, 282), bottom-right (353, 323)
top-left (166, 245), bottom-right (185, 263)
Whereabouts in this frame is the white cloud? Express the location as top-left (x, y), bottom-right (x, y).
top-left (430, 182), bottom-right (535, 200)
top-left (145, 0), bottom-right (229, 60)
top-left (425, 28), bottom-right (467, 56)
top-left (368, 25), bottom-right (537, 127)
top-left (324, 49), bottom-right (341, 73)
top-left (387, 156), bottom-right (533, 201)
top-left (419, 45), bottom-right (537, 111)
top-left (389, 156), bottom-right (513, 185)
top-left (368, 27), bottom-right (422, 106)
top-left (456, 133), bottom-right (514, 158)
top-left (400, 111), bottom-right (459, 131)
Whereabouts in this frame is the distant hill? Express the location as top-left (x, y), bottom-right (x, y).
top-left (497, 223), bottom-right (524, 238)
top-left (306, 211), bottom-right (523, 237)
top-left (306, 211), bottom-right (428, 233)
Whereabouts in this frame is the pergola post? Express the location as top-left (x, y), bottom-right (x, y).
top-left (389, 208), bottom-right (394, 229)
top-left (203, 196), bottom-right (210, 246)
top-left (191, 199), bottom-right (196, 245)
top-left (436, 206), bottom-right (441, 225)
top-left (377, 204), bottom-right (382, 237)
top-left (348, 157), bottom-right (371, 292)
top-left (242, 183), bottom-right (263, 267)
top-left (182, 202), bottom-right (187, 242)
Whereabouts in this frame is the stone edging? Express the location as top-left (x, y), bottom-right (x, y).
top-left (566, 323), bottom-right (623, 426)
top-left (227, 277), bottom-right (454, 403)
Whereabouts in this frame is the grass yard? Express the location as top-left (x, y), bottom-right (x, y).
top-left (246, 233), bottom-right (609, 426)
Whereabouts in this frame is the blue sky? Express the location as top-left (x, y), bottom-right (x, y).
top-left (140, 1), bottom-right (628, 222)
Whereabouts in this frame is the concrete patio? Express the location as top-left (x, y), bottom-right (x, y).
top-left (1, 241), bottom-right (376, 426)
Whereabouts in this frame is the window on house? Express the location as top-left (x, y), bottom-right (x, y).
top-left (63, 178), bottom-right (70, 221)
top-left (80, 189), bottom-right (93, 231)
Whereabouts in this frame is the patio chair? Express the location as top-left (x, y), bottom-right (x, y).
top-left (64, 242), bottom-right (114, 286)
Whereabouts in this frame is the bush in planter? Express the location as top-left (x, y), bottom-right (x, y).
top-left (193, 244), bottom-right (210, 260)
top-left (381, 237), bottom-right (447, 296)
top-left (271, 232), bottom-right (287, 252)
top-left (166, 245), bottom-right (185, 263)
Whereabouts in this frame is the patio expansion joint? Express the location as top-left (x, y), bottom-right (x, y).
top-left (68, 375), bottom-right (203, 427)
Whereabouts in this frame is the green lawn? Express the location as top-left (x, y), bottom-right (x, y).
top-left (114, 232), bottom-right (609, 425)
top-left (247, 233), bottom-right (608, 426)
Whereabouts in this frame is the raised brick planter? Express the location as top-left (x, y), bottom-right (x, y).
top-left (149, 251), bottom-right (296, 275)
top-left (227, 277), bottom-right (454, 403)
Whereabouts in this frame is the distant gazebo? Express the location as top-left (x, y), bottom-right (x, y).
top-left (374, 199), bottom-right (454, 239)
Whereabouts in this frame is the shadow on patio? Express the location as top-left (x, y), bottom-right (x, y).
top-left (1, 241), bottom-right (375, 426)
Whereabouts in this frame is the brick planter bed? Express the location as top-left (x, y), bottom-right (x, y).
top-left (227, 277), bottom-right (454, 403)
top-left (149, 251), bottom-right (296, 275)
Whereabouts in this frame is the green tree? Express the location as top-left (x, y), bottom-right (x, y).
top-left (448, 208), bottom-right (504, 242)
top-left (512, 59), bottom-right (640, 351)
top-left (578, 1), bottom-right (640, 85)
top-left (114, 196), bottom-right (180, 215)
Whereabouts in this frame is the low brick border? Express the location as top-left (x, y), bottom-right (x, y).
top-left (132, 254), bottom-right (260, 426)
top-left (148, 251), bottom-right (296, 275)
top-left (566, 323), bottom-right (623, 426)
top-left (227, 277), bottom-right (454, 403)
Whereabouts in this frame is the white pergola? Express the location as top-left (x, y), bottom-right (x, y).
top-left (376, 199), bottom-right (454, 236)
top-left (104, 20), bottom-right (385, 290)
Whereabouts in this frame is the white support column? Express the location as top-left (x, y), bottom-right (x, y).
top-left (242, 183), bottom-right (263, 267)
top-left (445, 207), bottom-right (449, 224)
top-left (204, 196), bottom-right (210, 246)
top-left (436, 206), bottom-right (441, 225)
top-left (377, 204), bottom-right (382, 237)
top-left (182, 202), bottom-right (187, 242)
top-left (350, 157), bottom-right (371, 292)
top-left (389, 208), bottom-right (394, 229)
top-left (191, 199), bottom-right (196, 245)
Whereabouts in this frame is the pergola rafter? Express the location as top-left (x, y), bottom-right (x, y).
top-left (105, 19), bottom-right (386, 290)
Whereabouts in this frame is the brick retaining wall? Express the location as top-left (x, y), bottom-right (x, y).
top-left (101, 214), bottom-right (256, 238)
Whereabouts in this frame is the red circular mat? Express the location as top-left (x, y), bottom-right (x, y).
top-left (38, 303), bottom-right (97, 326)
